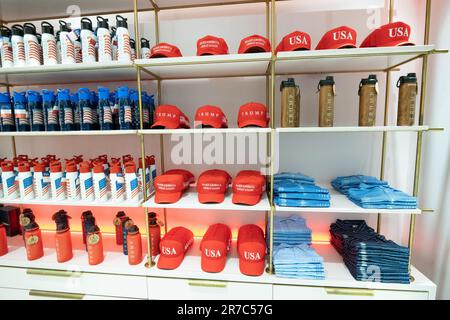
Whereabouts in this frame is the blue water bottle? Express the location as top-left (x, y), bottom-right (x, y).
top-left (130, 89), bottom-right (140, 130)
top-left (109, 91), bottom-right (120, 130)
top-left (118, 86), bottom-right (132, 130)
top-left (28, 91), bottom-right (45, 132)
top-left (78, 88), bottom-right (94, 131)
top-left (42, 90), bottom-right (59, 131)
top-left (98, 87), bottom-right (114, 130)
top-left (71, 93), bottom-right (81, 131)
top-left (13, 92), bottom-right (30, 132)
top-left (90, 91), bottom-right (99, 130)
top-left (58, 89), bottom-right (74, 131)
top-left (0, 92), bottom-right (15, 132)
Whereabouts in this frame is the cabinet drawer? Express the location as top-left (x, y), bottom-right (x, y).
top-left (0, 287), bottom-right (138, 300)
top-left (273, 285), bottom-right (430, 300)
top-left (148, 277), bottom-right (272, 300)
top-left (0, 267), bottom-right (147, 299)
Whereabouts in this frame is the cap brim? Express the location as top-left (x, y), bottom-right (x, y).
top-left (194, 121), bottom-right (223, 129)
top-left (335, 43), bottom-right (357, 49)
top-left (198, 192), bottom-right (226, 204)
top-left (150, 53), bottom-right (169, 58)
top-left (379, 41), bottom-right (415, 47)
top-left (238, 119), bottom-right (268, 128)
top-left (232, 193), bottom-right (262, 206)
top-left (239, 259), bottom-right (265, 276)
top-left (151, 120), bottom-right (179, 129)
top-left (201, 255), bottom-right (227, 273)
top-left (242, 46), bottom-right (268, 54)
top-left (157, 254), bottom-right (184, 270)
top-left (155, 191), bottom-right (183, 204)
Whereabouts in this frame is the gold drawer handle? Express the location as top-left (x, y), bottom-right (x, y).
top-left (188, 280), bottom-right (227, 288)
top-left (326, 288), bottom-right (374, 297)
top-left (29, 290), bottom-right (84, 300)
top-left (26, 269), bottom-right (82, 278)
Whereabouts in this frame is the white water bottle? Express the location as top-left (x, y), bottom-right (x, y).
top-left (96, 16), bottom-right (112, 63)
top-left (59, 20), bottom-right (75, 64)
top-left (111, 27), bottom-right (118, 61)
top-left (56, 31), bottom-right (62, 64)
top-left (110, 162), bottom-right (125, 201)
top-left (18, 162), bottom-right (34, 200)
top-left (124, 161), bottom-right (140, 201)
top-left (23, 23), bottom-right (41, 66)
top-left (79, 161), bottom-right (94, 201)
top-left (80, 18), bottom-right (97, 63)
top-left (50, 161), bottom-right (66, 200)
top-left (33, 162), bottom-right (50, 199)
top-left (65, 162), bottom-right (80, 200)
top-left (93, 163), bottom-right (108, 201)
top-left (141, 38), bottom-right (150, 59)
top-left (41, 22), bottom-right (58, 66)
top-left (11, 24), bottom-right (25, 67)
top-left (1, 162), bottom-right (18, 199)
top-left (130, 39), bottom-right (136, 61)
top-left (116, 15), bottom-right (131, 62)
top-left (0, 26), bottom-right (14, 68)
top-left (73, 30), bottom-right (82, 63)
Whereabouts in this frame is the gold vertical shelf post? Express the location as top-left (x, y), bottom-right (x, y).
top-left (134, 0), bottom-right (155, 268)
top-left (408, 0), bottom-right (432, 276)
top-left (377, 0), bottom-right (395, 234)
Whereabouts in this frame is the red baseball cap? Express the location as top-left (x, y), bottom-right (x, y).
top-left (158, 226), bottom-right (194, 270)
top-left (315, 26), bottom-right (357, 50)
top-left (200, 223), bottom-right (232, 273)
top-left (237, 102), bottom-right (270, 128)
top-left (150, 43), bottom-right (182, 58)
top-left (360, 22), bottom-right (414, 48)
top-left (275, 31), bottom-right (311, 53)
top-left (237, 224), bottom-right (266, 276)
top-left (151, 105), bottom-right (190, 129)
top-left (194, 105), bottom-right (228, 128)
top-left (197, 35), bottom-right (229, 56)
top-left (154, 173), bottom-right (187, 203)
top-left (232, 170), bottom-right (266, 206)
top-left (238, 35), bottom-right (271, 54)
top-left (196, 169), bottom-right (232, 204)
top-left (165, 169), bottom-right (195, 187)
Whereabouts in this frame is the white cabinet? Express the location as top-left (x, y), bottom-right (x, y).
top-left (0, 287), bottom-right (138, 300)
top-left (0, 267), bottom-right (147, 299)
top-left (273, 285), bottom-right (430, 300)
top-left (148, 277), bottom-right (272, 300)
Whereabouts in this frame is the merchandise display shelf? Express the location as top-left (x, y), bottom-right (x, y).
top-left (135, 53), bottom-right (272, 80)
top-left (275, 184), bottom-right (422, 215)
top-left (139, 128), bottom-right (272, 135)
top-left (143, 190), bottom-right (271, 211)
top-left (0, 130), bottom-right (138, 137)
top-left (0, 61), bottom-right (144, 86)
top-left (276, 45), bottom-right (438, 74)
top-left (276, 125), bottom-right (431, 134)
top-left (0, 197), bottom-right (143, 208)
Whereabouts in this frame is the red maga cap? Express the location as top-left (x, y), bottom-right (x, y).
top-left (275, 30), bottom-right (311, 53)
top-left (165, 169), bottom-right (195, 187)
top-left (238, 34), bottom-right (271, 54)
top-left (150, 43), bottom-right (182, 58)
top-left (200, 223), bottom-right (232, 273)
top-left (237, 224), bottom-right (266, 276)
top-left (232, 170), bottom-right (265, 206)
top-left (238, 102), bottom-right (270, 128)
top-left (194, 105), bottom-right (228, 129)
top-left (360, 22), bottom-right (414, 48)
top-left (158, 226), bottom-right (194, 270)
top-left (197, 35), bottom-right (229, 56)
top-left (151, 105), bottom-right (190, 129)
top-left (315, 26), bottom-right (357, 50)
top-left (154, 174), bottom-right (186, 204)
top-left (196, 169), bottom-right (231, 204)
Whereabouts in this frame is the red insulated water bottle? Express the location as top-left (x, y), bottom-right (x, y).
top-left (23, 221), bottom-right (44, 261)
top-left (0, 223), bottom-right (8, 256)
top-left (87, 225), bottom-right (104, 265)
top-left (126, 225), bottom-right (143, 265)
top-left (52, 210), bottom-right (73, 263)
top-left (113, 211), bottom-right (127, 245)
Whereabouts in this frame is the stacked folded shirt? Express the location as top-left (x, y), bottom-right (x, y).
top-left (273, 244), bottom-right (325, 280)
top-left (271, 215), bottom-right (312, 246)
top-left (330, 219), bottom-right (410, 284)
top-left (274, 172), bottom-right (330, 208)
top-left (332, 175), bottom-right (417, 209)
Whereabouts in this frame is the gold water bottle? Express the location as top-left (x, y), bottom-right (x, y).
top-left (280, 78), bottom-right (300, 127)
top-left (397, 73), bottom-right (418, 126)
top-left (318, 76), bottom-right (336, 127)
top-left (358, 75), bottom-right (378, 127)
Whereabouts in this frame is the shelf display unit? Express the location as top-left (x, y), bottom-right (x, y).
top-left (0, 0), bottom-right (447, 300)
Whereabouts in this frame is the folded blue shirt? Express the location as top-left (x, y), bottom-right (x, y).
top-left (274, 172), bottom-right (315, 183)
top-left (272, 215), bottom-right (311, 234)
top-left (274, 180), bottom-right (329, 194)
top-left (275, 192), bottom-right (330, 201)
top-left (347, 185), bottom-right (417, 209)
top-left (275, 198), bottom-right (331, 208)
top-left (332, 175), bottom-right (388, 195)
top-left (273, 244), bottom-right (324, 264)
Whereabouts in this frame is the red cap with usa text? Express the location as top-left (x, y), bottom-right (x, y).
top-left (197, 35), bottom-right (229, 56)
top-left (360, 22), bottom-right (414, 48)
top-left (275, 30), bottom-right (311, 53)
top-left (151, 105), bottom-right (190, 129)
top-left (315, 26), bottom-right (357, 50)
top-left (194, 105), bottom-right (228, 128)
top-left (237, 224), bottom-right (266, 276)
top-left (157, 226), bottom-right (194, 270)
top-left (200, 223), bottom-right (232, 273)
top-left (238, 34), bottom-right (271, 54)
